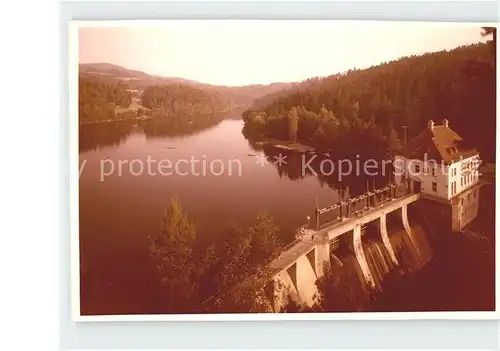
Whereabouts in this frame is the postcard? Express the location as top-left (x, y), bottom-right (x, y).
top-left (70, 20), bottom-right (498, 321)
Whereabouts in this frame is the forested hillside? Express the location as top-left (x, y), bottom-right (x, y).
top-left (79, 75), bottom-right (132, 123)
top-left (250, 76), bottom-right (338, 109)
top-left (243, 34), bottom-right (496, 161)
top-left (141, 84), bottom-right (228, 116)
top-left (79, 63), bottom-right (290, 107)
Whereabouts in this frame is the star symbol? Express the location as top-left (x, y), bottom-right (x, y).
top-left (273, 153), bottom-right (287, 166)
top-left (255, 154), bottom-right (269, 167)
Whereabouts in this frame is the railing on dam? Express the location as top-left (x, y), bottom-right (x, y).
top-left (296, 179), bottom-right (413, 234)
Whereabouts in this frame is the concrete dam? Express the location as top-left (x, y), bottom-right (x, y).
top-left (329, 209), bottom-right (433, 307)
top-left (255, 180), bottom-right (436, 312)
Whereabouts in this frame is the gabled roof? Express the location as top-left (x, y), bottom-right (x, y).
top-left (399, 121), bottom-right (479, 164)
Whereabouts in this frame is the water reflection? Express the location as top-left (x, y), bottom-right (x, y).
top-left (258, 144), bottom-right (393, 197)
top-left (142, 113), bottom-right (225, 139)
top-left (79, 112), bottom-right (229, 152)
top-left (79, 120), bottom-right (136, 153)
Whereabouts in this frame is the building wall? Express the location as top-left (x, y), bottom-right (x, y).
top-left (451, 155), bottom-right (481, 197)
top-left (455, 185), bottom-right (481, 231)
top-left (395, 154), bottom-right (480, 201)
top-left (394, 155), bottom-right (449, 199)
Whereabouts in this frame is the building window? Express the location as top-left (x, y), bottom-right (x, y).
top-left (451, 181), bottom-right (456, 195)
top-left (432, 182), bottom-right (437, 192)
top-left (461, 177), bottom-right (463, 186)
top-left (461, 198), bottom-right (464, 206)
top-left (415, 164), bottom-right (420, 173)
top-left (467, 194), bottom-right (470, 202)
top-left (432, 167), bottom-right (436, 176)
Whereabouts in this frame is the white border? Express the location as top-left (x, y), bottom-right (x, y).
top-left (70, 19), bottom-right (500, 322)
top-left (69, 20), bottom-right (81, 324)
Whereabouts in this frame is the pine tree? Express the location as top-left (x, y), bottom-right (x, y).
top-left (387, 126), bottom-right (402, 151)
top-left (287, 107), bottom-right (299, 142)
top-left (149, 197), bottom-right (199, 313)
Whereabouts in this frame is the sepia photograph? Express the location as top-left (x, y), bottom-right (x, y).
top-left (73, 20), bottom-right (497, 318)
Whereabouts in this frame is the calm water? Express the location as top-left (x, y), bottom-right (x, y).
top-left (79, 117), bottom-right (494, 315)
top-left (79, 117), bottom-right (352, 314)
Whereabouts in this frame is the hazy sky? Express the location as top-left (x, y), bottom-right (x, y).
top-left (78, 21), bottom-right (486, 86)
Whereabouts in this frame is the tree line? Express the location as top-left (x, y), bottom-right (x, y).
top-left (79, 74), bottom-right (133, 123)
top-left (137, 84), bottom-right (239, 141)
top-left (79, 76), bottom-right (233, 126)
top-left (141, 84), bottom-right (229, 118)
top-left (148, 197), bottom-right (283, 313)
top-left (243, 28), bottom-right (496, 162)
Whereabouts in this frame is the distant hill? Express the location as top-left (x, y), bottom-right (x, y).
top-left (80, 62), bottom-right (150, 79)
top-left (79, 63), bottom-right (199, 88)
top-left (79, 63), bottom-right (291, 106)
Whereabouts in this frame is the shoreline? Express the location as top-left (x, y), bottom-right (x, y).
top-left (253, 139), bottom-right (317, 154)
top-left (79, 116), bottom-right (153, 125)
